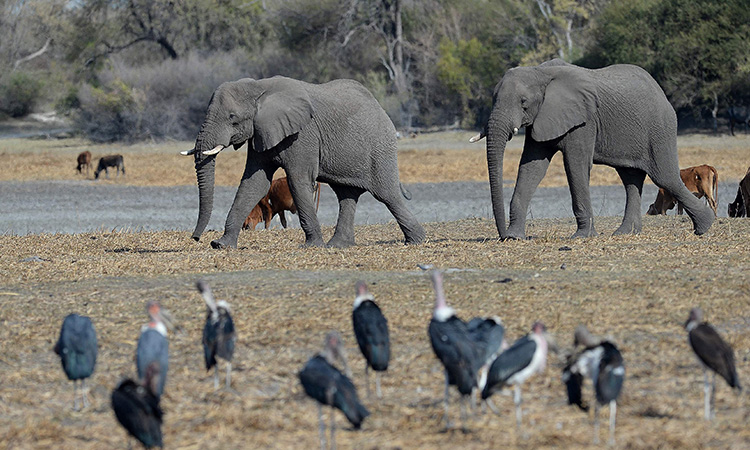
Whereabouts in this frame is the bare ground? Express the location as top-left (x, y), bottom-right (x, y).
top-left (1, 216), bottom-right (750, 449)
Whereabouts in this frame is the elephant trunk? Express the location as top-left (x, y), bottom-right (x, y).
top-left (192, 146), bottom-right (216, 241)
top-left (486, 115), bottom-right (512, 239)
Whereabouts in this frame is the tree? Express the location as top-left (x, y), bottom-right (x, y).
top-left (582, 0), bottom-right (750, 127)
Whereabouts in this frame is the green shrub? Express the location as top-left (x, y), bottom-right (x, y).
top-left (0, 72), bottom-right (44, 117)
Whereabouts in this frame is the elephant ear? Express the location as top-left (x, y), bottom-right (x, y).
top-left (531, 67), bottom-right (598, 142)
top-left (253, 77), bottom-right (314, 152)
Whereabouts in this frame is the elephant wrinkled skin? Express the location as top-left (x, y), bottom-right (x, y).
top-left (475, 59), bottom-right (714, 239)
top-left (184, 76), bottom-right (425, 249)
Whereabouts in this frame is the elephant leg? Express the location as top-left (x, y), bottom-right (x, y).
top-left (286, 175), bottom-right (325, 247)
top-left (327, 184), bottom-right (364, 248)
top-left (506, 143), bottom-right (555, 239)
top-left (650, 168), bottom-right (714, 235)
top-left (212, 163), bottom-right (274, 249)
top-left (613, 167), bottom-right (646, 235)
top-left (370, 185), bottom-right (426, 245)
top-left (558, 130), bottom-right (598, 238)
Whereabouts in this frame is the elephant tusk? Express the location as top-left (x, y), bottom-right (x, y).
top-left (180, 148), bottom-right (196, 156)
top-left (513, 127), bottom-right (519, 135)
top-left (202, 145), bottom-right (225, 156)
top-left (469, 132), bottom-right (485, 143)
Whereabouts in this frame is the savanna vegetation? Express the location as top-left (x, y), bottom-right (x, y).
top-left (0, 0), bottom-right (749, 142)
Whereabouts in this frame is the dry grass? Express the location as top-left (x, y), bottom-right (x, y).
top-left (2, 216), bottom-right (750, 449)
top-left (2, 132), bottom-right (750, 187)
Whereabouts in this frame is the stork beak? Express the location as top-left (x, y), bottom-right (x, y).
top-left (180, 148), bottom-right (196, 156)
top-left (543, 331), bottom-right (560, 354)
top-left (158, 307), bottom-right (183, 335)
top-left (202, 145), bottom-right (225, 155)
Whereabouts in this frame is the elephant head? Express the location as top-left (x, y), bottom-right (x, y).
top-left (477, 62), bottom-right (597, 238)
top-left (182, 76), bottom-right (314, 241)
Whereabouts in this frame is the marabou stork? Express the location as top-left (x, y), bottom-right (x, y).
top-left (684, 307), bottom-right (741, 420)
top-left (298, 331), bottom-right (369, 450)
top-left (136, 301), bottom-right (175, 398)
top-left (54, 313), bottom-right (98, 410)
top-left (481, 321), bottom-right (548, 432)
top-left (196, 280), bottom-right (236, 390)
top-left (427, 270), bottom-right (484, 429)
top-left (562, 325), bottom-right (625, 445)
top-left (112, 362), bottom-right (163, 449)
top-left (466, 315), bottom-right (506, 412)
top-left (351, 280), bottom-right (390, 399)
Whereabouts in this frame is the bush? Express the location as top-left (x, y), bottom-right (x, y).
top-left (74, 51), bottom-right (258, 142)
top-left (0, 71), bottom-right (44, 117)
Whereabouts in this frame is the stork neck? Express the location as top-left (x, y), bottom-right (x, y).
top-left (433, 305), bottom-right (456, 322)
top-left (353, 293), bottom-right (375, 310)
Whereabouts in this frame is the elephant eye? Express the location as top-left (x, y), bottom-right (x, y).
top-left (520, 96), bottom-right (529, 109)
top-left (229, 113), bottom-right (239, 125)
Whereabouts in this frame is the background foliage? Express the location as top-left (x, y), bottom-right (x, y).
top-left (0, 0), bottom-right (748, 141)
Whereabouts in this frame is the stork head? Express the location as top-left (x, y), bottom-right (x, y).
top-left (573, 324), bottom-right (600, 348)
top-left (322, 331), bottom-right (350, 376)
top-left (353, 280), bottom-right (374, 309)
top-left (685, 307), bottom-right (703, 331)
top-left (145, 301), bottom-right (179, 335)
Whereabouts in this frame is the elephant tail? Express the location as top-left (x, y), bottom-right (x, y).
top-left (400, 183), bottom-right (412, 201)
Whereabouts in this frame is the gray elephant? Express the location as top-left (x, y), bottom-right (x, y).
top-left (182, 76), bottom-right (425, 248)
top-left (471, 59), bottom-right (714, 239)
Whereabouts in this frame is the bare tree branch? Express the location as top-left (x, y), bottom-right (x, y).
top-left (13, 38), bottom-right (51, 71)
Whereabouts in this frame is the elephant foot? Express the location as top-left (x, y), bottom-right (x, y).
top-left (404, 234), bottom-right (425, 245)
top-left (613, 223), bottom-right (641, 235)
top-left (503, 228), bottom-right (527, 241)
top-left (570, 227), bottom-right (597, 239)
top-left (210, 236), bottom-right (238, 249)
top-left (302, 237), bottom-right (326, 248)
top-left (403, 226), bottom-right (426, 245)
top-left (327, 236), bottom-right (355, 248)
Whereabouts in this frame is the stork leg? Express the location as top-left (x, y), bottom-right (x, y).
top-left (225, 362), bottom-right (232, 389)
top-left (485, 397), bottom-right (501, 415)
top-left (703, 368), bottom-right (711, 420)
top-left (317, 404), bottom-right (326, 450)
top-left (375, 371), bottom-right (382, 399)
top-left (710, 372), bottom-right (716, 420)
top-left (214, 366), bottom-right (220, 391)
top-left (329, 406), bottom-right (337, 450)
top-left (593, 401), bottom-right (601, 445)
top-left (82, 379), bottom-right (90, 408)
top-left (365, 366), bottom-right (371, 399)
top-left (443, 370), bottom-right (453, 428)
top-left (73, 380), bottom-right (80, 411)
top-left (608, 400), bottom-right (617, 446)
top-left (460, 396), bottom-right (469, 432)
top-left (513, 385), bottom-right (523, 432)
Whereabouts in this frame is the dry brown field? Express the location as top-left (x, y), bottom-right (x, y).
top-left (1, 132), bottom-right (750, 449)
top-left (2, 131), bottom-right (750, 186)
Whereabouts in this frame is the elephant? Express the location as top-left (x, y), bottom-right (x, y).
top-left (471, 59), bottom-right (714, 239)
top-left (182, 76), bottom-right (425, 249)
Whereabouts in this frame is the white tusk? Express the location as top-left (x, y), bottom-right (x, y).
top-left (202, 145), bottom-right (225, 156)
top-left (469, 132), bottom-right (485, 143)
top-left (513, 127), bottom-right (519, 135)
top-left (180, 148), bottom-right (196, 156)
